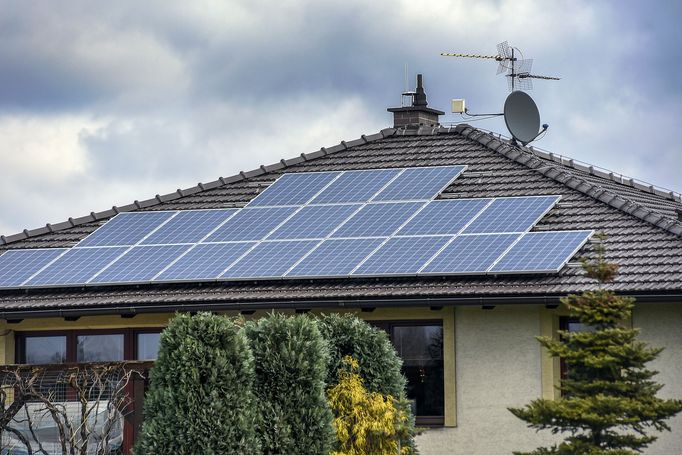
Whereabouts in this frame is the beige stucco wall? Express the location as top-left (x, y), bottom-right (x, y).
top-left (416, 303), bottom-right (682, 455)
top-left (416, 305), bottom-right (558, 454)
top-left (633, 303), bottom-right (682, 455)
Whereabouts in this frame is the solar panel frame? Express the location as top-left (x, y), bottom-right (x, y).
top-left (286, 238), bottom-right (386, 278)
top-left (372, 165), bottom-right (467, 202)
top-left (0, 249), bottom-right (68, 288)
top-left (309, 168), bottom-right (403, 204)
top-left (462, 195), bottom-right (561, 234)
top-left (154, 242), bottom-right (257, 282)
top-left (26, 247), bottom-right (130, 286)
top-left (89, 244), bottom-right (191, 284)
top-left (352, 236), bottom-right (451, 276)
top-left (76, 211), bottom-right (179, 247)
top-left (140, 209), bottom-right (238, 245)
top-left (330, 201), bottom-right (427, 239)
top-left (203, 206), bottom-right (300, 242)
top-left (420, 233), bottom-right (521, 275)
top-left (267, 204), bottom-right (362, 240)
top-left (246, 171), bottom-right (342, 207)
top-left (396, 198), bottom-right (492, 237)
top-left (221, 240), bottom-right (320, 280)
top-left (489, 230), bottom-right (594, 274)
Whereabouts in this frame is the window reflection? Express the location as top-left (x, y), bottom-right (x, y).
top-left (391, 325), bottom-right (444, 418)
top-left (77, 334), bottom-right (124, 362)
top-left (136, 333), bottom-right (161, 360)
top-left (25, 336), bottom-right (67, 364)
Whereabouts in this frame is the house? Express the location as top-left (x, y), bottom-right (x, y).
top-left (0, 76), bottom-right (681, 455)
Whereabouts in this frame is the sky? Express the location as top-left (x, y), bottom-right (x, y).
top-left (0, 0), bottom-right (680, 236)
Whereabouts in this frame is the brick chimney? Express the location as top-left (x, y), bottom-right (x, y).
top-left (387, 74), bottom-right (444, 128)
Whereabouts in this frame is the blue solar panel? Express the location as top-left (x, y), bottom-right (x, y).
top-left (397, 199), bottom-right (491, 236)
top-left (77, 212), bottom-right (176, 247)
top-left (310, 169), bottom-right (401, 204)
top-left (204, 207), bottom-right (298, 242)
top-left (141, 209), bottom-right (237, 245)
top-left (248, 171), bottom-right (341, 207)
top-left (353, 236), bottom-right (450, 276)
top-left (490, 231), bottom-right (592, 273)
top-left (422, 234), bottom-right (520, 274)
top-left (0, 249), bottom-right (67, 287)
top-left (27, 247), bottom-right (128, 286)
top-left (287, 238), bottom-right (384, 277)
top-left (156, 242), bottom-right (256, 281)
top-left (222, 240), bottom-right (318, 279)
top-left (331, 202), bottom-right (425, 238)
top-left (268, 204), bottom-right (360, 240)
top-left (463, 196), bottom-right (560, 234)
top-left (373, 166), bottom-right (466, 201)
top-left (91, 245), bottom-right (190, 283)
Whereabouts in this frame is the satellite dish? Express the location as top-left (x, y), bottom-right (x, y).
top-left (504, 91), bottom-right (540, 145)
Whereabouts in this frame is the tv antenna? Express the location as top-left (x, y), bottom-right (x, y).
top-left (441, 41), bottom-right (560, 91)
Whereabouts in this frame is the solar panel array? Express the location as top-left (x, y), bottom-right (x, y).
top-left (0, 166), bottom-right (593, 289)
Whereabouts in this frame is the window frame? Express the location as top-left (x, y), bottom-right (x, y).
top-left (16, 328), bottom-right (164, 364)
top-left (369, 319), bottom-right (445, 426)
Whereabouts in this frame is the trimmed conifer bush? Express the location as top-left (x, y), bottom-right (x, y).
top-left (244, 313), bottom-right (334, 455)
top-left (134, 312), bottom-right (259, 454)
top-left (319, 313), bottom-right (417, 453)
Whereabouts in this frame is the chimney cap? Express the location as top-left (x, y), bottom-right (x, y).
top-left (387, 73), bottom-right (444, 127)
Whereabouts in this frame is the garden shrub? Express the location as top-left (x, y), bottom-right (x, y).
top-left (328, 356), bottom-right (410, 455)
top-left (134, 312), bottom-right (259, 454)
top-left (319, 314), bottom-right (417, 453)
top-left (245, 313), bottom-right (334, 454)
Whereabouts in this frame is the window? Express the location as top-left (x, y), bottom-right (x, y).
top-left (136, 332), bottom-right (161, 360)
top-left (16, 329), bottom-right (163, 364)
top-left (24, 335), bottom-right (67, 364)
top-left (77, 334), bottom-right (124, 362)
top-left (370, 320), bottom-right (444, 426)
top-left (559, 316), bottom-right (595, 379)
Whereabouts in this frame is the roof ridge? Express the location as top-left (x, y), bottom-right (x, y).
top-left (455, 125), bottom-right (682, 237)
top-left (0, 128), bottom-right (397, 246)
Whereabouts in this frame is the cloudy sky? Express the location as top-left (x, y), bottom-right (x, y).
top-left (0, 0), bottom-right (680, 235)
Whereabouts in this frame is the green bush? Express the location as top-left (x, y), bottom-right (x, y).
top-left (134, 312), bottom-right (259, 454)
top-left (319, 313), bottom-right (417, 453)
top-left (245, 313), bottom-right (334, 454)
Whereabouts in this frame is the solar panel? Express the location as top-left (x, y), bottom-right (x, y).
top-left (204, 207), bottom-right (298, 242)
top-left (268, 204), bottom-right (361, 240)
top-left (155, 242), bottom-right (256, 281)
top-left (490, 230), bottom-right (592, 273)
top-left (27, 247), bottom-right (128, 286)
top-left (421, 234), bottom-right (520, 274)
top-left (287, 238), bottom-right (384, 278)
top-left (222, 240), bottom-right (319, 279)
top-left (397, 199), bottom-right (491, 236)
top-left (331, 202), bottom-right (425, 238)
top-left (373, 165), bottom-right (466, 201)
top-left (310, 169), bottom-right (401, 204)
top-left (141, 209), bottom-right (237, 245)
top-left (0, 249), bottom-right (67, 287)
top-left (1, 164), bottom-right (582, 288)
top-left (91, 245), bottom-right (190, 283)
top-left (353, 236), bottom-right (450, 276)
top-left (77, 212), bottom-right (176, 247)
top-left (248, 171), bottom-right (341, 207)
top-left (463, 196), bottom-right (560, 234)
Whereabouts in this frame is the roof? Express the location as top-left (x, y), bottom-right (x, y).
top-left (1, 124), bottom-right (681, 317)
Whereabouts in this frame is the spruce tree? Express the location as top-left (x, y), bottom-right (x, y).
top-left (135, 312), bottom-right (259, 454)
top-left (509, 235), bottom-right (682, 454)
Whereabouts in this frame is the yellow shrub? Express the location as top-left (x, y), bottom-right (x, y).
top-left (327, 356), bottom-right (409, 455)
